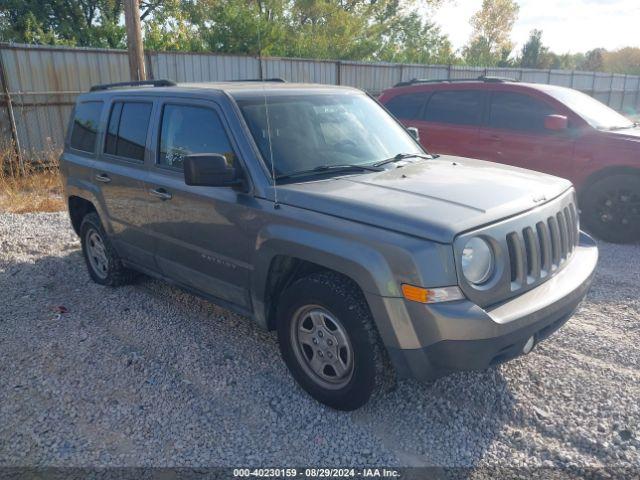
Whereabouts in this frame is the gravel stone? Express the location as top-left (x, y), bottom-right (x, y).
top-left (0, 211), bottom-right (638, 468)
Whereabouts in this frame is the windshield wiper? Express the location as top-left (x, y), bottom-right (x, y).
top-left (275, 163), bottom-right (383, 181)
top-left (372, 152), bottom-right (434, 168)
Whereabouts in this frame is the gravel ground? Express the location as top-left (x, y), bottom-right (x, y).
top-left (1, 211), bottom-right (639, 470)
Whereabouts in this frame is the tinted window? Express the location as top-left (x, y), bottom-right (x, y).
top-left (158, 105), bottom-right (235, 170)
top-left (104, 102), bottom-right (152, 161)
top-left (423, 90), bottom-right (484, 126)
top-left (489, 92), bottom-right (555, 133)
top-left (70, 101), bottom-right (103, 152)
top-left (384, 93), bottom-right (426, 119)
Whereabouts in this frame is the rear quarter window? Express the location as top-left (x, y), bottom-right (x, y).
top-left (69, 101), bottom-right (103, 153)
top-left (384, 92), bottom-right (427, 120)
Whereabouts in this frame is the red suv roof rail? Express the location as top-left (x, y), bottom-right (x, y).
top-left (393, 75), bottom-right (518, 88)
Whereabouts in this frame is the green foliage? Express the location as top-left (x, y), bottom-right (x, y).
top-left (463, 0), bottom-right (519, 66)
top-left (520, 29), bottom-right (549, 68)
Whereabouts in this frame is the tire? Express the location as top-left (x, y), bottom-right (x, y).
top-left (580, 174), bottom-right (640, 244)
top-left (80, 212), bottom-right (137, 286)
top-left (276, 271), bottom-right (394, 410)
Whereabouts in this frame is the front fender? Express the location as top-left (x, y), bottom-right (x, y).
top-left (250, 223), bottom-right (423, 349)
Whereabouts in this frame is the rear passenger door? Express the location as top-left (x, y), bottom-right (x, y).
top-left (476, 91), bottom-right (575, 178)
top-left (413, 89), bottom-right (487, 157)
top-left (94, 98), bottom-right (157, 270)
top-left (144, 99), bottom-right (254, 310)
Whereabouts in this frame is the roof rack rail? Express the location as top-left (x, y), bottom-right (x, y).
top-left (230, 78), bottom-right (287, 83)
top-left (90, 79), bottom-right (177, 92)
top-left (477, 75), bottom-right (518, 83)
top-left (393, 75), bottom-right (518, 88)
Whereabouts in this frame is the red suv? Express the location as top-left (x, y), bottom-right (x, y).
top-left (379, 77), bottom-right (640, 243)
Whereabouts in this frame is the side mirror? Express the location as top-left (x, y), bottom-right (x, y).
top-left (184, 153), bottom-right (240, 187)
top-left (544, 114), bottom-right (568, 131)
top-left (407, 126), bottom-right (420, 141)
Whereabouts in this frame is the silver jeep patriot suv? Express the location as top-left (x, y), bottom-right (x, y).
top-left (60, 79), bottom-right (598, 410)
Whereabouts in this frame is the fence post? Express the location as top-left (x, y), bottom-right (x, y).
top-left (607, 73), bottom-right (614, 107)
top-left (335, 61), bottom-right (341, 86)
top-left (145, 51), bottom-right (154, 80)
top-left (447, 63), bottom-right (452, 80)
top-left (570, 70), bottom-right (575, 88)
top-left (621, 74), bottom-right (628, 111)
top-left (547, 69), bottom-right (552, 84)
top-left (0, 48), bottom-right (24, 174)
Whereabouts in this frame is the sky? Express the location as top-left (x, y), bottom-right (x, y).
top-left (432, 0), bottom-right (640, 54)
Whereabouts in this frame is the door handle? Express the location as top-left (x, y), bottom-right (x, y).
top-left (149, 188), bottom-right (172, 200)
top-left (95, 173), bottom-right (111, 183)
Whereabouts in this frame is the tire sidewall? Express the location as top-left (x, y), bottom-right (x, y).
top-left (277, 275), bottom-right (377, 410)
top-left (80, 213), bottom-right (117, 285)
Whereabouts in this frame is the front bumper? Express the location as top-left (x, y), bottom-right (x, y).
top-left (385, 232), bottom-right (598, 381)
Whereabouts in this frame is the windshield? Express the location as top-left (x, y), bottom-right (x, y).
top-left (235, 92), bottom-right (424, 178)
top-left (544, 87), bottom-right (634, 130)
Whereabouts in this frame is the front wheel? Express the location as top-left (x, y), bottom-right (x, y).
top-left (580, 174), bottom-right (640, 243)
top-left (277, 271), bottom-right (393, 410)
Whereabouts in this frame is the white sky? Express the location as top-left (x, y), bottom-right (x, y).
top-left (432, 0), bottom-right (640, 54)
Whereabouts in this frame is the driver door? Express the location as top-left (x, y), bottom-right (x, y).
top-left (144, 98), bottom-right (254, 310)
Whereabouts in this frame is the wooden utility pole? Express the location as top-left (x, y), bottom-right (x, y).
top-left (124, 0), bottom-right (147, 81)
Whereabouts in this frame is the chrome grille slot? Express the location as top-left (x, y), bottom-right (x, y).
top-left (523, 227), bottom-right (540, 283)
top-left (506, 232), bottom-right (524, 287)
top-left (548, 216), bottom-right (561, 268)
top-left (536, 221), bottom-right (551, 278)
top-left (557, 211), bottom-right (569, 261)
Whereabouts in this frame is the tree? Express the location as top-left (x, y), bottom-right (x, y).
top-left (463, 0), bottom-right (519, 66)
top-left (580, 48), bottom-right (605, 72)
top-left (0, 0), bottom-right (169, 48)
top-left (520, 29), bottom-right (550, 69)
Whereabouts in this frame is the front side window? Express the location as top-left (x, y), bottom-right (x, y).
top-left (235, 93), bottom-right (423, 178)
top-left (422, 90), bottom-right (485, 126)
top-left (158, 104), bottom-right (235, 170)
top-left (69, 101), bottom-right (103, 152)
top-left (543, 87), bottom-right (634, 130)
top-left (384, 93), bottom-right (427, 120)
top-left (488, 92), bottom-right (555, 133)
top-left (104, 101), bottom-right (152, 161)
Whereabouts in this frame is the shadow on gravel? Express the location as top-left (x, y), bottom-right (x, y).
top-left (4, 249), bottom-right (516, 467)
top-left (354, 369), bottom-right (517, 467)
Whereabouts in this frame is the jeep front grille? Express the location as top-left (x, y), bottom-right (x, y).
top-left (505, 202), bottom-right (579, 291)
top-left (453, 189), bottom-right (581, 308)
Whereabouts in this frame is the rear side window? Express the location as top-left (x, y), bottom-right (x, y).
top-left (384, 93), bottom-right (427, 120)
top-left (158, 104), bottom-right (235, 170)
top-left (423, 90), bottom-right (485, 126)
top-left (488, 92), bottom-right (555, 133)
top-left (69, 101), bottom-right (103, 152)
top-left (104, 101), bottom-right (153, 161)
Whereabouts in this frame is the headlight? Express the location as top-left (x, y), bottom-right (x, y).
top-left (461, 237), bottom-right (494, 285)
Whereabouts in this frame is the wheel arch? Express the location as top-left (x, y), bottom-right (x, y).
top-left (251, 225), bottom-right (400, 333)
top-left (578, 165), bottom-right (640, 201)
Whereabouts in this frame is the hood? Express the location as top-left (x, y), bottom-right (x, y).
top-left (598, 126), bottom-right (640, 143)
top-left (276, 156), bottom-right (573, 243)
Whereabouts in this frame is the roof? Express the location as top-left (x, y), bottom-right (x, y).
top-left (78, 80), bottom-right (361, 102)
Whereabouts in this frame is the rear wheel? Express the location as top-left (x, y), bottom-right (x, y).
top-left (580, 174), bottom-right (640, 243)
top-left (80, 212), bottom-right (137, 286)
top-left (277, 271), bottom-right (393, 410)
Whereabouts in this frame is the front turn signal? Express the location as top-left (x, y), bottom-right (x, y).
top-left (401, 284), bottom-right (464, 304)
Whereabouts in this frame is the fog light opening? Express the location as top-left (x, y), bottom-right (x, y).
top-left (522, 336), bottom-right (535, 354)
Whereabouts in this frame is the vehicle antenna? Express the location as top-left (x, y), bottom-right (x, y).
top-left (257, 23), bottom-right (279, 209)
